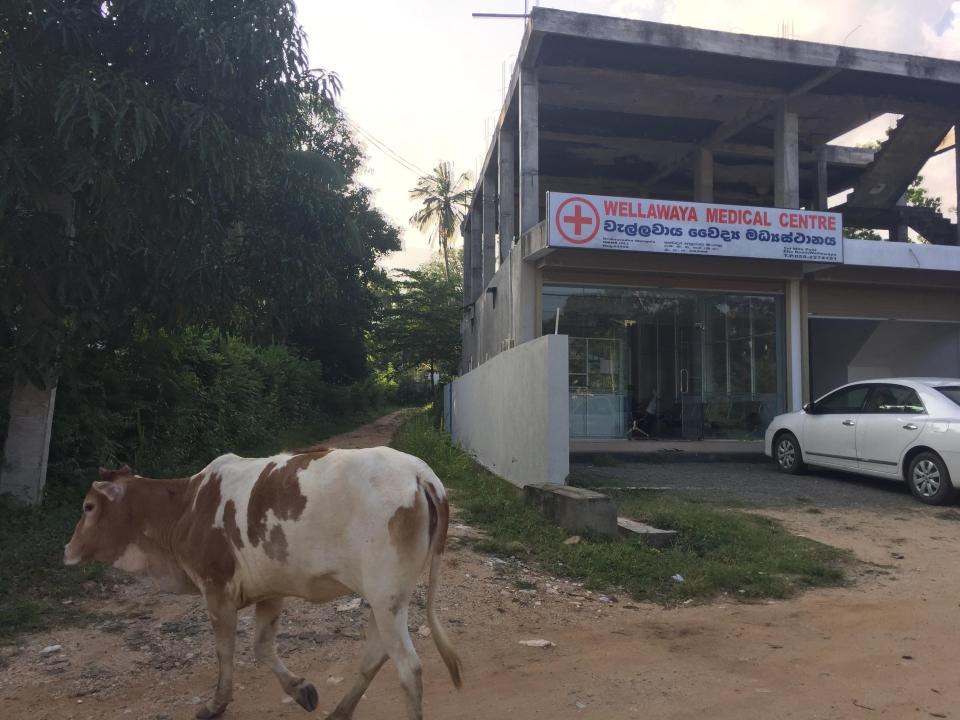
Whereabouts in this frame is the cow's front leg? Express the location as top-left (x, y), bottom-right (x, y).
top-left (254, 597), bottom-right (318, 712)
top-left (197, 593), bottom-right (238, 719)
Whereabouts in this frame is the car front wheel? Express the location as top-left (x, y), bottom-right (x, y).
top-left (775, 432), bottom-right (804, 475)
top-left (907, 452), bottom-right (955, 505)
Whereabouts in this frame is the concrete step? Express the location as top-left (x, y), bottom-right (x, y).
top-left (523, 484), bottom-right (619, 538)
top-left (846, 116), bottom-right (953, 210)
top-left (900, 206), bottom-right (958, 246)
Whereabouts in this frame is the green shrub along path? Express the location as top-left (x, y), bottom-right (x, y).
top-left (0, 362), bottom-right (397, 644)
top-left (391, 411), bottom-right (852, 605)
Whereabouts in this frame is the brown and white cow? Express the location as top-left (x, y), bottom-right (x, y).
top-left (64, 446), bottom-right (462, 719)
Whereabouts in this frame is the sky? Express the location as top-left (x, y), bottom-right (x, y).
top-left (300, 1), bottom-right (960, 270)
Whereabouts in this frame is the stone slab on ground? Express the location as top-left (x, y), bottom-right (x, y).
top-left (616, 517), bottom-right (677, 548)
top-left (523, 484), bottom-right (619, 538)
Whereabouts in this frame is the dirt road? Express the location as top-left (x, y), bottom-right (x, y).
top-left (3, 412), bottom-right (959, 719)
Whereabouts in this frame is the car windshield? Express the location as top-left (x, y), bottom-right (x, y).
top-left (936, 386), bottom-right (960, 408)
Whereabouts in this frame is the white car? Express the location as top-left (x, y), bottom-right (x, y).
top-left (764, 378), bottom-right (960, 505)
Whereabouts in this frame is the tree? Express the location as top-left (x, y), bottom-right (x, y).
top-left (376, 253), bottom-right (463, 382)
top-left (222, 108), bottom-right (400, 381)
top-left (0, 1), bottom-right (337, 501)
top-left (845, 227), bottom-right (882, 240)
top-left (409, 162), bottom-right (472, 279)
top-left (906, 175), bottom-right (941, 212)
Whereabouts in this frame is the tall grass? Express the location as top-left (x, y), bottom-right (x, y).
top-left (392, 412), bottom-right (851, 604)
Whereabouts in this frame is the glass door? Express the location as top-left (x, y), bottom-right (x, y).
top-left (678, 298), bottom-right (704, 440)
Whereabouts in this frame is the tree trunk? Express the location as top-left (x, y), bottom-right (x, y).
top-left (0, 371), bottom-right (59, 505)
top-left (440, 235), bottom-right (450, 281)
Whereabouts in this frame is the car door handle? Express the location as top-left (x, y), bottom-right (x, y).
top-left (903, 423), bottom-right (918, 430)
top-left (842, 419), bottom-right (856, 427)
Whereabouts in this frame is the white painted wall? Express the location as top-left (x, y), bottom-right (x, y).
top-left (843, 238), bottom-right (960, 272)
top-left (447, 335), bottom-right (569, 487)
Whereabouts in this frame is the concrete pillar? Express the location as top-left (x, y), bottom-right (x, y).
top-left (774, 105), bottom-right (800, 209)
top-left (519, 68), bottom-right (540, 234)
top-left (469, 203), bottom-right (483, 301)
top-left (815, 147), bottom-right (828, 211)
top-left (498, 128), bottom-right (516, 262)
top-left (461, 224), bottom-right (472, 304)
top-left (0, 372), bottom-right (58, 504)
top-left (482, 171), bottom-right (496, 285)
top-left (787, 280), bottom-right (803, 411)
top-left (891, 192), bottom-right (909, 242)
top-left (693, 147), bottom-right (714, 202)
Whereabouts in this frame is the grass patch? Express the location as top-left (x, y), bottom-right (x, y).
top-left (0, 405), bottom-right (397, 644)
top-left (392, 412), bottom-right (851, 604)
top-left (0, 485), bottom-right (105, 643)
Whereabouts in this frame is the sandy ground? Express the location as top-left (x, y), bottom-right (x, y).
top-left (2, 411), bottom-right (960, 720)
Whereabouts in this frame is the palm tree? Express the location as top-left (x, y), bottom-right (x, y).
top-left (410, 162), bottom-right (473, 279)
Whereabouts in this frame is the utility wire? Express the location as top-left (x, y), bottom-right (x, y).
top-left (342, 113), bottom-right (430, 177)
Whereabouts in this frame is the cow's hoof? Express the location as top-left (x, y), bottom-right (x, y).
top-left (196, 701), bottom-right (228, 719)
top-left (295, 681), bottom-right (319, 712)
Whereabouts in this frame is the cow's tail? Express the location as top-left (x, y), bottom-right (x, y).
top-left (421, 472), bottom-right (463, 689)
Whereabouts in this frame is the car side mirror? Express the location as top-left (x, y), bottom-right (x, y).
top-left (803, 402), bottom-right (815, 414)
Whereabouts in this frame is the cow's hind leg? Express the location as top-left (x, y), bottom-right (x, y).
top-left (197, 594), bottom-right (238, 719)
top-left (372, 602), bottom-right (424, 720)
top-left (329, 611), bottom-right (388, 720)
top-left (254, 598), bottom-right (318, 712)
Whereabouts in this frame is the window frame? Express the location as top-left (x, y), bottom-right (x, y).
top-left (812, 384), bottom-right (872, 415)
top-left (862, 383), bottom-right (927, 415)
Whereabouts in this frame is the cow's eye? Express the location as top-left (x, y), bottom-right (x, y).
top-left (83, 502), bottom-right (94, 512)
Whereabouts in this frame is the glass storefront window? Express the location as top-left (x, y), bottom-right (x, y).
top-left (543, 285), bottom-right (785, 440)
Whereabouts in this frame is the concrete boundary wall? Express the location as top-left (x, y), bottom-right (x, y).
top-left (447, 335), bottom-right (569, 487)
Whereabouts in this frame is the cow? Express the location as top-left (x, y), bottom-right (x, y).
top-left (64, 446), bottom-right (463, 720)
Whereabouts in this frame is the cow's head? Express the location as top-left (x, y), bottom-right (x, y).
top-left (64, 466), bottom-right (137, 566)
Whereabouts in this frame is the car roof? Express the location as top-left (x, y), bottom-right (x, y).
top-left (840, 378), bottom-right (960, 387)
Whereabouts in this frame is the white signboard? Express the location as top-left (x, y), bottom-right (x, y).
top-left (547, 192), bottom-right (843, 263)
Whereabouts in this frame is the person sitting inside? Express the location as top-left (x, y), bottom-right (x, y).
top-left (628, 389), bottom-right (659, 439)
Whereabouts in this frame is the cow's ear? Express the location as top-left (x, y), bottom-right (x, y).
top-left (119, 464), bottom-right (132, 475)
top-left (93, 481), bottom-right (125, 502)
top-left (98, 467), bottom-right (111, 480)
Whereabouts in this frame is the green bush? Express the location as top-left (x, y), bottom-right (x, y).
top-left (43, 328), bottom-right (390, 485)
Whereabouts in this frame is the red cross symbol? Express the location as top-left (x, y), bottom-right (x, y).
top-left (555, 196), bottom-right (600, 244)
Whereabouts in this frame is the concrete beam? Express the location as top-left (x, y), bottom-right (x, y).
top-left (520, 68), bottom-right (540, 234)
top-left (498, 128), bottom-right (516, 261)
top-left (466, 22), bottom-right (542, 207)
top-left (822, 145), bottom-right (876, 167)
top-left (693, 147), bottom-right (713, 202)
top-left (956, 132), bottom-right (960, 245)
top-left (639, 69), bottom-right (838, 192)
top-left (482, 172), bottom-right (496, 284)
top-left (530, 8), bottom-right (960, 85)
top-left (774, 105), bottom-right (800, 209)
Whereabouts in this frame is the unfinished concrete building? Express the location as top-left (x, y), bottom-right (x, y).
top-left (447, 8), bottom-right (960, 486)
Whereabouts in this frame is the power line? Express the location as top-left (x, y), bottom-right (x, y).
top-left (342, 113), bottom-right (430, 177)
